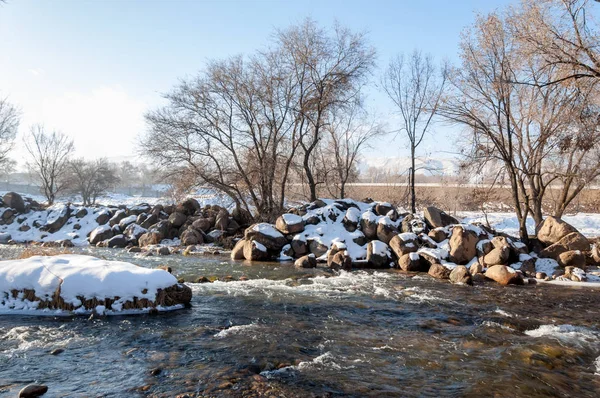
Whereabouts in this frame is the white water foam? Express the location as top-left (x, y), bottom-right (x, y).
top-left (525, 324), bottom-right (600, 348)
top-left (213, 323), bottom-right (261, 339)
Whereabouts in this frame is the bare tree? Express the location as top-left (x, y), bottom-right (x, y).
top-left (321, 101), bottom-right (384, 198)
top-left (0, 97), bottom-right (19, 169)
top-left (68, 158), bottom-right (119, 206)
top-left (442, 11), bottom-right (600, 240)
top-left (381, 50), bottom-right (447, 214)
top-left (24, 125), bottom-right (75, 205)
top-left (277, 19), bottom-right (376, 201)
top-left (510, 0), bottom-right (600, 86)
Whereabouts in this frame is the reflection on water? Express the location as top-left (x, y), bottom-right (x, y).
top-left (1, 246), bottom-right (600, 397)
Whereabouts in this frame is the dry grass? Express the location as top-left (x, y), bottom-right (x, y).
top-left (18, 247), bottom-right (73, 259)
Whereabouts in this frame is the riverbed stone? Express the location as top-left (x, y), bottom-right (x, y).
top-left (330, 252), bottom-right (352, 270)
top-left (428, 263), bottom-right (450, 279)
top-left (376, 218), bottom-right (398, 244)
top-left (244, 240), bottom-right (269, 261)
top-left (449, 226), bottom-right (478, 265)
top-left (484, 264), bottom-right (524, 286)
top-left (138, 232), bottom-right (162, 247)
top-left (449, 265), bottom-right (472, 285)
top-left (181, 228), bottom-right (203, 246)
top-left (245, 223), bottom-right (288, 251)
top-left (428, 228), bottom-right (448, 243)
top-left (231, 239), bottom-right (246, 260)
top-left (399, 252), bottom-right (423, 272)
top-left (168, 212), bottom-right (187, 228)
top-left (295, 254), bottom-right (317, 268)
top-left (367, 240), bottom-right (391, 268)
top-left (483, 246), bottom-right (510, 266)
top-left (558, 250), bottom-right (586, 268)
top-left (423, 206), bottom-right (459, 229)
top-left (275, 214), bottom-right (305, 235)
top-left (536, 216), bottom-right (577, 246)
top-left (18, 384), bottom-right (48, 398)
top-left (3, 192), bottom-right (25, 213)
top-left (389, 233), bottom-right (418, 258)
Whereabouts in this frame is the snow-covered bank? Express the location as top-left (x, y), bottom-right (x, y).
top-left (459, 211), bottom-right (600, 238)
top-left (0, 254), bottom-right (191, 315)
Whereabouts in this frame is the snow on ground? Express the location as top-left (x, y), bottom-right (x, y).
top-left (0, 254), bottom-right (180, 315)
top-left (459, 211), bottom-right (600, 238)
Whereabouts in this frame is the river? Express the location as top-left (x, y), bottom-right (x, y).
top-left (1, 246), bottom-right (600, 397)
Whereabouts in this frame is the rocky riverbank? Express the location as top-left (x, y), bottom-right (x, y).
top-left (1, 191), bottom-right (599, 287)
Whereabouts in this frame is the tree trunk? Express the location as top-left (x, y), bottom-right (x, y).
top-left (410, 146), bottom-right (416, 214)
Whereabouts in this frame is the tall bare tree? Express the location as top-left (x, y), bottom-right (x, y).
top-left (277, 19), bottom-right (376, 201)
top-left (0, 97), bottom-right (19, 169)
top-left (68, 158), bottom-right (119, 206)
top-left (381, 50), bottom-right (447, 214)
top-left (442, 11), bottom-right (600, 240)
top-left (25, 125), bottom-right (75, 205)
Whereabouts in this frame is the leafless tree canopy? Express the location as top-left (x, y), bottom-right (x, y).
top-left (441, 11), bottom-right (600, 240)
top-left (0, 97), bottom-right (19, 169)
top-left (25, 125), bottom-right (75, 205)
top-left (510, 0), bottom-right (600, 86)
top-left (381, 50), bottom-right (447, 213)
top-left (142, 19), bottom-right (376, 220)
top-left (68, 158), bottom-right (120, 206)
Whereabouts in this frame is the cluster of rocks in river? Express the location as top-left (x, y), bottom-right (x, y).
top-left (0, 192), bottom-right (247, 253)
top-left (1, 192), bottom-right (598, 286)
top-left (229, 199), bottom-right (600, 286)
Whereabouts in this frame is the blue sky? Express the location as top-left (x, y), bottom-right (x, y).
top-left (0, 0), bottom-right (515, 165)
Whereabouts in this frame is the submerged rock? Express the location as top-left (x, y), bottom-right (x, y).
top-left (18, 384), bottom-right (48, 398)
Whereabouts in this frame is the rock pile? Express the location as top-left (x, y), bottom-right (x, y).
top-left (229, 199), bottom-right (600, 286)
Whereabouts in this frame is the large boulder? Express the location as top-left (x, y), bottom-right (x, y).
top-left (215, 209), bottom-right (230, 231)
top-left (423, 207), bottom-right (459, 229)
top-left (275, 213), bottom-right (305, 235)
top-left (539, 232), bottom-right (590, 259)
top-left (448, 226), bottom-right (479, 265)
top-left (342, 207), bottom-right (361, 232)
top-left (376, 217), bottom-right (398, 244)
top-left (484, 265), bottom-right (524, 286)
top-left (398, 252), bottom-right (423, 272)
top-left (89, 225), bottom-right (114, 245)
top-left (483, 246), bottom-right (511, 266)
top-left (243, 240), bottom-right (269, 261)
top-left (123, 223), bottom-right (147, 242)
top-left (107, 234), bottom-right (128, 248)
top-left (138, 232), bottom-right (162, 247)
top-left (168, 212), bottom-right (188, 228)
top-left (95, 210), bottom-right (111, 225)
top-left (231, 239), bottom-right (247, 260)
top-left (291, 235), bottom-right (308, 257)
top-left (329, 251), bottom-right (352, 270)
top-left (44, 204), bottom-right (71, 233)
top-left (449, 265), bottom-right (472, 285)
top-left (401, 214), bottom-right (427, 234)
top-left (557, 250), bottom-right (586, 268)
top-left (360, 211), bottom-right (378, 240)
top-left (244, 223), bottom-right (287, 251)
top-left (428, 263), bottom-right (450, 279)
top-left (389, 232), bottom-right (419, 258)
top-left (181, 228), bottom-right (203, 246)
top-left (536, 216), bottom-right (577, 246)
top-left (192, 218), bottom-right (212, 232)
top-left (109, 210), bottom-right (127, 227)
top-left (428, 228), bottom-right (449, 243)
top-left (176, 198), bottom-right (200, 216)
top-left (295, 254), bottom-right (317, 269)
top-left (374, 202), bottom-right (394, 217)
top-left (366, 240), bottom-right (391, 268)
top-left (2, 192), bottom-right (25, 213)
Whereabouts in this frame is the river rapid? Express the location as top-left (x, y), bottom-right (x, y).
top-left (1, 246), bottom-right (600, 397)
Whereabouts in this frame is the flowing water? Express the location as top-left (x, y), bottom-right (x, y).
top-left (1, 246), bottom-right (600, 397)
